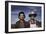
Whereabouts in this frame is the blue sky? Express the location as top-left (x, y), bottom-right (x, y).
top-left (11, 5), bottom-right (41, 24)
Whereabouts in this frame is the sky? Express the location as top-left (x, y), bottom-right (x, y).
top-left (11, 5), bottom-right (41, 24)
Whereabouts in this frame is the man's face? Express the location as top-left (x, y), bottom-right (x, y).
top-left (30, 16), bottom-right (35, 19)
top-left (19, 14), bottom-right (25, 20)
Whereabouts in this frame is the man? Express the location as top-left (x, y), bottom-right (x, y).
top-left (28, 11), bottom-right (41, 28)
top-left (15, 12), bottom-right (30, 28)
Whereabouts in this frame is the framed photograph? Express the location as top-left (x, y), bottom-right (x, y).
top-left (5, 1), bottom-right (45, 33)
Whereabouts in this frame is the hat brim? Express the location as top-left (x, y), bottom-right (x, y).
top-left (29, 14), bottom-right (37, 17)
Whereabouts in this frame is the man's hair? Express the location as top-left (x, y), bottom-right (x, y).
top-left (18, 12), bottom-right (25, 18)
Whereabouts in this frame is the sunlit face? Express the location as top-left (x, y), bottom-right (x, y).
top-left (19, 14), bottom-right (25, 20)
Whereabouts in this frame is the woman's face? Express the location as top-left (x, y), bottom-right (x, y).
top-left (19, 14), bottom-right (25, 20)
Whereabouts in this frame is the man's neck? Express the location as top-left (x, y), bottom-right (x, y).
top-left (19, 20), bottom-right (24, 23)
top-left (30, 18), bottom-right (34, 21)
top-left (30, 19), bottom-right (36, 24)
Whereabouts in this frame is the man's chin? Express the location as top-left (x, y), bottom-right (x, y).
top-left (20, 19), bottom-right (24, 20)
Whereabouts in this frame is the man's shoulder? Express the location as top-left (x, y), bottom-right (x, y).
top-left (16, 21), bottom-right (19, 23)
top-left (36, 20), bottom-right (41, 27)
top-left (16, 21), bottom-right (20, 25)
top-left (36, 20), bottom-right (41, 23)
top-left (25, 21), bottom-right (29, 23)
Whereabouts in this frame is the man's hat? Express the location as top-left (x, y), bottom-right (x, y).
top-left (29, 11), bottom-right (37, 17)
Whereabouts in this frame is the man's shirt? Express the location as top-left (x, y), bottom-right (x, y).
top-left (15, 20), bottom-right (30, 28)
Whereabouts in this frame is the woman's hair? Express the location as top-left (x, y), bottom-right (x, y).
top-left (18, 12), bottom-right (25, 18)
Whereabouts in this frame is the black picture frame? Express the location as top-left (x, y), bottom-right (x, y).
top-left (5, 1), bottom-right (45, 33)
